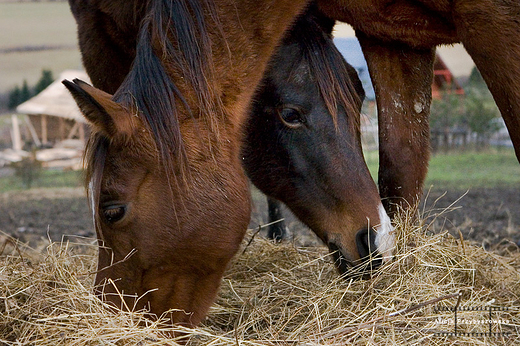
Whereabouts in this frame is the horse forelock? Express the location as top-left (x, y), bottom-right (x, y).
top-left (307, 41), bottom-right (362, 133)
top-left (84, 133), bottom-right (109, 241)
top-left (292, 12), bottom-right (362, 133)
top-left (112, 0), bottom-right (223, 179)
top-left (84, 0), bottom-right (224, 236)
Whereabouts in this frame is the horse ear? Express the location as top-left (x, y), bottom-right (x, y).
top-left (63, 79), bottom-right (136, 139)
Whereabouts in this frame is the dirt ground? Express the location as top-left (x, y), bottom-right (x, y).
top-left (0, 185), bottom-right (519, 252)
top-left (249, 186), bottom-right (520, 251)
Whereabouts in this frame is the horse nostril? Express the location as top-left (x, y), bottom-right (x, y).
top-left (328, 229), bottom-right (383, 279)
top-left (356, 228), bottom-right (373, 258)
top-left (328, 242), bottom-right (350, 275)
top-left (356, 228), bottom-right (382, 271)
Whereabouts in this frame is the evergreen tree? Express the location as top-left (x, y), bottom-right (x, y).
top-left (430, 92), bottom-right (465, 133)
top-left (467, 66), bottom-right (487, 92)
top-left (34, 69), bottom-right (54, 94)
top-left (20, 80), bottom-right (32, 103)
top-left (8, 86), bottom-right (21, 110)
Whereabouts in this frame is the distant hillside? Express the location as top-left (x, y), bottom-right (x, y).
top-left (0, 1), bottom-right (81, 94)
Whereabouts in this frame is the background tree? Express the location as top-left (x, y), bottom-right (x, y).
top-left (20, 80), bottom-right (31, 104)
top-left (7, 80), bottom-right (31, 110)
top-left (466, 66), bottom-right (488, 93)
top-left (34, 69), bottom-right (54, 94)
top-left (5, 70), bottom-right (54, 110)
top-left (429, 67), bottom-right (501, 151)
top-left (7, 86), bottom-right (21, 110)
top-left (430, 91), bottom-right (465, 151)
top-left (463, 67), bottom-right (501, 148)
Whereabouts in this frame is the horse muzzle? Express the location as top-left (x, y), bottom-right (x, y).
top-left (329, 218), bottom-right (395, 279)
top-left (328, 228), bottom-right (380, 277)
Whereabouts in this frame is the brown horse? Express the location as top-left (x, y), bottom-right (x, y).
top-left (65, 0), bottom-right (393, 326)
top-left (317, 0), bottom-right (520, 215)
top-left (242, 4), bottom-right (393, 270)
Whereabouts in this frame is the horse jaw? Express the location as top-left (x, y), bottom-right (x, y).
top-left (375, 204), bottom-right (395, 262)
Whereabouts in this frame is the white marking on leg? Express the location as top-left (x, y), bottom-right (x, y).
top-left (375, 204), bottom-right (395, 262)
top-left (414, 101), bottom-right (424, 114)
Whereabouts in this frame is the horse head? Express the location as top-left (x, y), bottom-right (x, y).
top-left (64, 79), bottom-right (250, 325)
top-left (242, 6), bottom-right (395, 275)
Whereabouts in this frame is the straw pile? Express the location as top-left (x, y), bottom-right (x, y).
top-left (1, 208), bottom-right (520, 345)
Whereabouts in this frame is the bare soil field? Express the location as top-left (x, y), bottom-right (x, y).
top-left (1, 185), bottom-right (519, 252)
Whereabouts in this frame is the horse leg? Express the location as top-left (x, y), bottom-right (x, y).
top-left (454, 1), bottom-right (520, 161)
top-left (266, 197), bottom-right (288, 242)
top-left (357, 32), bottom-right (435, 216)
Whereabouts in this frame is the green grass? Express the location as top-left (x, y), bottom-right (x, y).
top-left (364, 148), bottom-right (520, 189)
top-left (1, 149), bottom-right (517, 194)
top-left (427, 149), bottom-right (520, 188)
top-left (363, 150), bottom-right (379, 178)
top-left (0, 169), bottom-right (83, 193)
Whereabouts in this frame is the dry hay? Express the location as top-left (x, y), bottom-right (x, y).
top-left (1, 207), bottom-right (520, 345)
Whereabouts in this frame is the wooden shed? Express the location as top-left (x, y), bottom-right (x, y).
top-left (15, 70), bottom-right (90, 147)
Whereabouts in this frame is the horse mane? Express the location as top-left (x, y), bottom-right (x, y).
top-left (85, 0), bottom-right (221, 236)
top-left (113, 0), bottom-right (222, 169)
top-left (288, 5), bottom-right (364, 132)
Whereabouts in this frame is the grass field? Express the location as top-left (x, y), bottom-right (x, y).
top-left (0, 2), bottom-right (81, 93)
top-left (0, 169), bottom-right (82, 193)
top-left (364, 148), bottom-right (520, 189)
top-left (0, 149), bottom-right (518, 193)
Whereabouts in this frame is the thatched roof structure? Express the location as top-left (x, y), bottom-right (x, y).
top-left (16, 70), bottom-right (90, 124)
top-left (12, 70), bottom-right (91, 147)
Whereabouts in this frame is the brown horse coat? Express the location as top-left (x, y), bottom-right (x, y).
top-left (319, 0), bottom-right (520, 213)
top-left (66, 0), bottom-right (313, 326)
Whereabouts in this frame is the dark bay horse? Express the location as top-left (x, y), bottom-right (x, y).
top-left (242, 7), bottom-right (388, 256)
top-left (65, 0), bottom-right (393, 326)
top-left (316, 0), bottom-right (520, 215)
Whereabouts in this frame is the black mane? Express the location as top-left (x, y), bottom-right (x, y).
top-left (85, 0), bottom-right (221, 237)
top-left (113, 0), bottom-right (221, 169)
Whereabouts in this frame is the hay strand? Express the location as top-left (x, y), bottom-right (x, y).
top-left (1, 206), bottom-right (520, 345)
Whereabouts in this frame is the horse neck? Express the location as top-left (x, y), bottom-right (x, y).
top-left (113, 0), bottom-right (311, 171)
top-left (208, 0), bottom-right (310, 121)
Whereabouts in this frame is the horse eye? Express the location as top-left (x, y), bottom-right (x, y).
top-left (102, 204), bottom-right (127, 224)
top-left (279, 107), bottom-right (305, 128)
